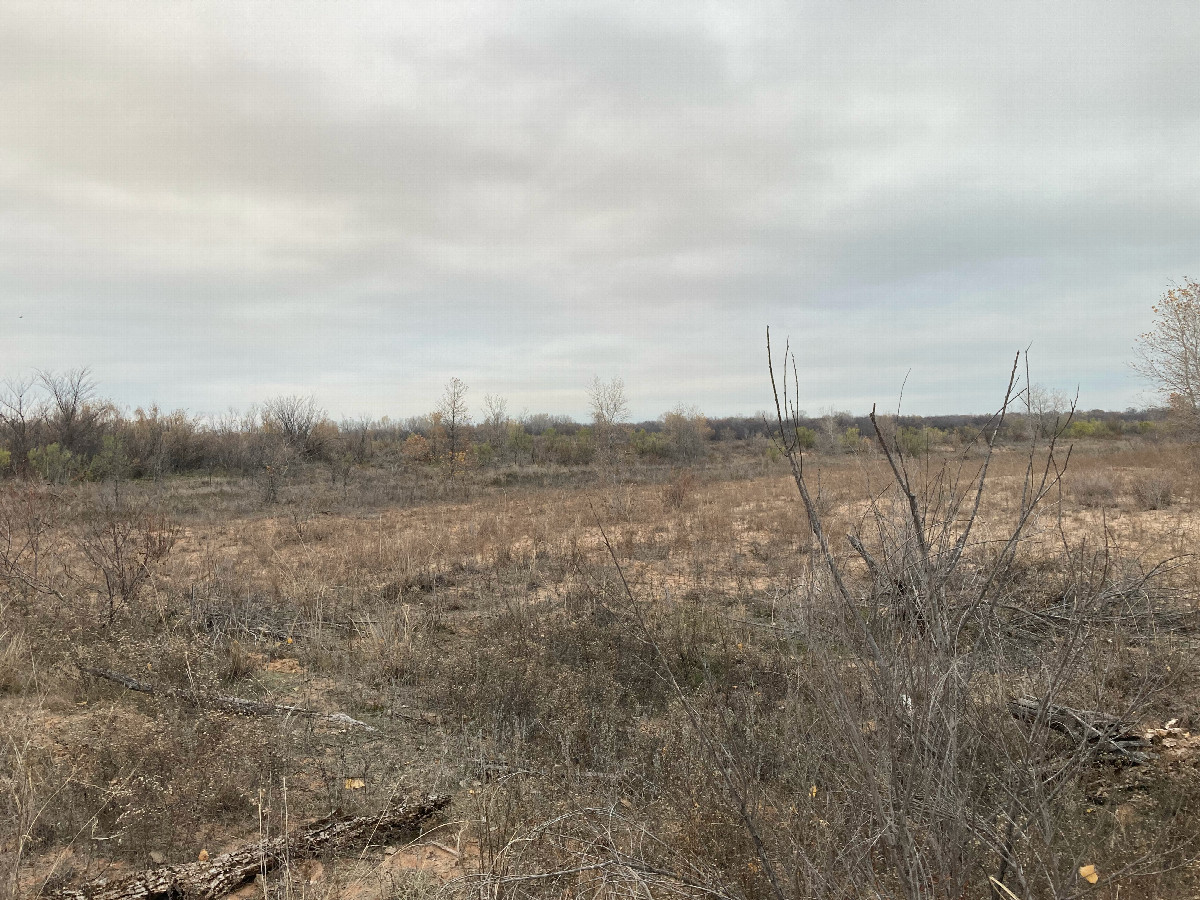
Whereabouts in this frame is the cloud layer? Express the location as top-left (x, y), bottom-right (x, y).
top-left (2, 1), bottom-right (1197, 418)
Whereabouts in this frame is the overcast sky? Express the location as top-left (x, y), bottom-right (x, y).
top-left (1, 2), bottom-right (1197, 420)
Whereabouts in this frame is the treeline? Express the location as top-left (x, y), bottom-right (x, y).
top-left (0, 369), bottom-right (1169, 485)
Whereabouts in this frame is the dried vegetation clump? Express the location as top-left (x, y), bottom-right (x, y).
top-left (2, 406), bottom-right (1200, 898)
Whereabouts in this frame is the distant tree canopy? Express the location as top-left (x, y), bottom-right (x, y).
top-left (0, 370), bottom-right (1169, 485)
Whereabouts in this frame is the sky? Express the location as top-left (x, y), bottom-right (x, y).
top-left (1, 2), bottom-right (1197, 421)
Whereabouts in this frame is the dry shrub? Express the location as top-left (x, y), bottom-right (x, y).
top-left (662, 471), bottom-right (696, 510)
top-left (363, 602), bottom-right (437, 691)
top-left (1072, 470), bottom-right (1117, 508)
top-left (221, 639), bottom-right (261, 682)
top-left (9, 412), bottom-right (1200, 900)
top-left (2, 707), bottom-right (51, 900)
top-left (0, 614), bottom-right (32, 696)
top-left (77, 499), bottom-right (179, 622)
top-left (1130, 471), bottom-right (1175, 509)
top-left (33, 704), bottom-right (292, 865)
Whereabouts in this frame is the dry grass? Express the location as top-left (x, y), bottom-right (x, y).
top-left (2, 441), bottom-right (1200, 898)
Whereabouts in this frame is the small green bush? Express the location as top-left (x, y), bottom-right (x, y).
top-left (632, 428), bottom-right (671, 460)
top-left (897, 426), bottom-right (930, 457)
top-left (839, 426), bottom-right (862, 454)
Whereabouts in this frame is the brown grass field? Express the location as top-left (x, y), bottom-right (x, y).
top-left (3, 438), bottom-right (1200, 899)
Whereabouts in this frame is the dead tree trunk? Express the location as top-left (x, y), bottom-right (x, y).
top-left (1009, 696), bottom-right (1152, 763)
top-left (41, 795), bottom-right (450, 900)
top-left (76, 664), bottom-right (377, 731)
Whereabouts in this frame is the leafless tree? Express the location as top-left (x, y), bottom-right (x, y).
top-left (437, 377), bottom-right (472, 473)
top-left (817, 405), bottom-right (851, 452)
top-left (38, 368), bottom-right (105, 457)
top-left (0, 377), bottom-right (40, 476)
top-left (1134, 278), bottom-right (1200, 433)
top-left (660, 405), bottom-right (710, 462)
top-left (262, 395), bottom-right (324, 455)
top-left (337, 417), bottom-right (372, 464)
top-left (481, 393), bottom-right (509, 450)
top-left (1026, 383), bottom-right (1072, 439)
top-left (589, 376), bottom-right (629, 463)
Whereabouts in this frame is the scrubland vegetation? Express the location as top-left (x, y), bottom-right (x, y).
top-left (2, 359), bottom-right (1199, 899)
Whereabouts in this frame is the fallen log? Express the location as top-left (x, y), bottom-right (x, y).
top-left (41, 794), bottom-right (450, 900)
top-left (76, 664), bottom-right (377, 732)
top-left (1009, 696), bottom-right (1152, 764)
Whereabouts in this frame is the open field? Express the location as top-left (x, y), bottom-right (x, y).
top-left (3, 438), bottom-right (1200, 899)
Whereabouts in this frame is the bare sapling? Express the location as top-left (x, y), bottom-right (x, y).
top-left (764, 328), bottom-right (1183, 897)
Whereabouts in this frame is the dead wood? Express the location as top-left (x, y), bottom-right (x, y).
top-left (75, 664), bottom-right (377, 732)
top-left (1009, 696), bottom-right (1152, 764)
top-left (39, 795), bottom-right (450, 900)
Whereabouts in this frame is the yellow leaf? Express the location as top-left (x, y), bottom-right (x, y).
top-left (286, 637), bottom-right (293, 644)
top-left (344, 778), bottom-right (365, 790)
top-left (1079, 864), bottom-right (1098, 884)
top-left (198, 848), bottom-right (209, 862)
top-left (809, 785), bottom-right (818, 798)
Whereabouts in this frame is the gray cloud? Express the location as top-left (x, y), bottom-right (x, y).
top-left (1, 1), bottom-right (1197, 419)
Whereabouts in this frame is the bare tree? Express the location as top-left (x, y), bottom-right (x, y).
top-left (437, 377), bottom-right (472, 473)
top-left (817, 405), bottom-right (851, 452)
top-left (588, 376), bottom-right (629, 463)
top-left (1134, 278), bottom-right (1200, 433)
top-left (481, 394), bottom-right (509, 451)
top-left (1026, 383), bottom-right (1072, 439)
top-left (261, 395), bottom-right (324, 455)
top-left (660, 405), bottom-right (710, 462)
top-left (39, 368), bottom-right (105, 457)
top-left (0, 377), bottom-right (40, 476)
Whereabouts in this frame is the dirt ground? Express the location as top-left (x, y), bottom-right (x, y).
top-left (4, 440), bottom-right (1200, 898)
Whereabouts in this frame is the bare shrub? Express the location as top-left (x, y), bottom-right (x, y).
top-left (77, 500), bottom-right (179, 622)
top-left (1, 705), bottom-right (53, 900)
top-left (0, 614), bottom-right (31, 695)
top-left (661, 406), bottom-right (711, 461)
top-left (0, 376), bottom-right (39, 478)
top-left (1072, 470), bottom-right (1117, 507)
top-left (682, 333), bottom-right (1192, 897)
top-left (256, 439), bottom-right (294, 504)
top-left (1130, 471), bottom-right (1175, 509)
top-left (0, 484), bottom-right (70, 604)
top-left (262, 394), bottom-right (324, 455)
top-left (661, 470), bottom-right (696, 510)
